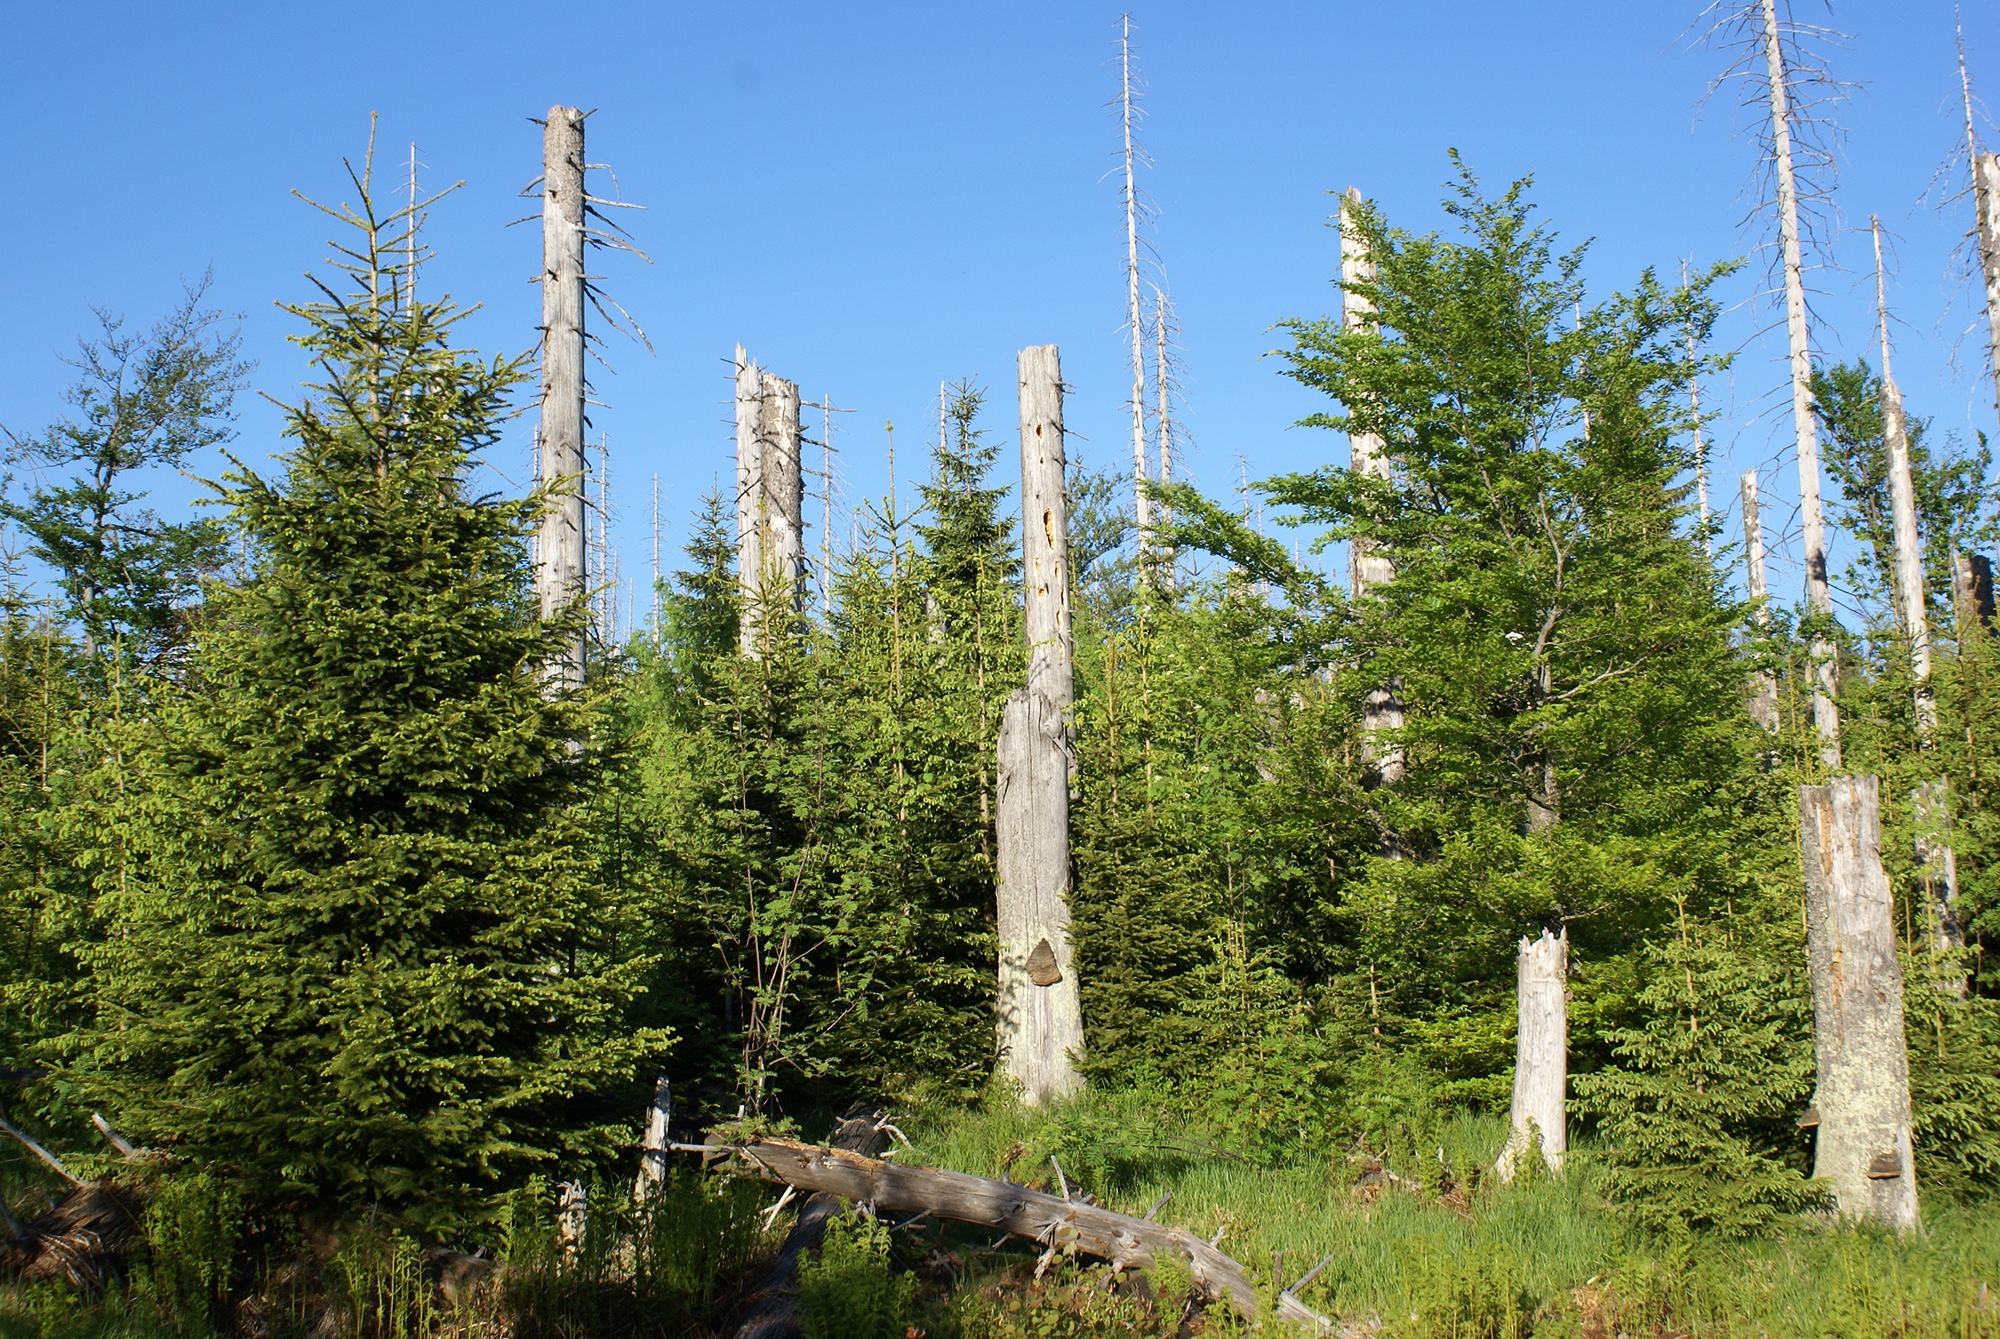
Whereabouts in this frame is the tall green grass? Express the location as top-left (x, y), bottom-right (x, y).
top-left (905, 1088), bottom-right (2000, 1339)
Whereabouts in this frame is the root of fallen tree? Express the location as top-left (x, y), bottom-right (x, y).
top-left (0, 1181), bottom-right (146, 1293)
top-left (688, 1136), bottom-right (1331, 1333)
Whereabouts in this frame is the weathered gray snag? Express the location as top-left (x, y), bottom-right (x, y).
top-left (760, 371), bottom-right (805, 599)
top-left (736, 345), bottom-right (764, 629)
top-left (1976, 152), bottom-right (2000, 436)
top-left (1875, 217), bottom-right (1961, 973)
top-left (1876, 217), bottom-right (1935, 741)
top-left (1495, 929), bottom-right (1566, 1181)
top-left (996, 344), bottom-right (1083, 1106)
top-left (1758, 0), bottom-right (1839, 769)
top-left (705, 1139), bottom-right (1330, 1332)
top-left (1340, 187), bottom-right (1404, 793)
top-left (1118, 19), bottom-right (1150, 556)
top-left (1799, 777), bottom-right (1920, 1235)
top-left (733, 348), bottom-right (804, 656)
top-left (632, 1074), bottom-right (671, 1201)
top-left (537, 106), bottom-right (588, 691)
top-left (1742, 471), bottom-right (1780, 731)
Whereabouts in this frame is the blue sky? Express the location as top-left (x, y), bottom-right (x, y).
top-left (2, 1), bottom-right (1996, 631)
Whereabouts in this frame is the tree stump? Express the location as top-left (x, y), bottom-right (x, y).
top-left (1496, 928), bottom-right (1566, 1181)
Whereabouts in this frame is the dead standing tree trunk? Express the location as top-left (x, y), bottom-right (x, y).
top-left (1119, 17), bottom-right (1151, 559)
top-left (734, 347), bottom-right (804, 657)
top-left (1874, 218), bottom-right (1964, 975)
top-left (1742, 470), bottom-right (1781, 731)
top-left (1975, 151), bottom-right (2000, 436)
top-left (1799, 777), bottom-right (1920, 1234)
top-left (1496, 929), bottom-right (1566, 1181)
top-left (1753, 0), bottom-right (1842, 769)
top-left (1341, 187), bottom-right (1404, 798)
top-left (538, 106), bottom-right (588, 691)
top-left (997, 344), bottom-right (1083, 1106)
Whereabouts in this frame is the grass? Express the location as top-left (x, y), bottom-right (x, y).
top-left (902, 1087), bottom-right (2000, 1338)
top-left (5, 1090), bottom-right (2000, 1339)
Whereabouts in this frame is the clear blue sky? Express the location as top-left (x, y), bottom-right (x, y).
top-left (3, 2), bottom-right (1996, 629)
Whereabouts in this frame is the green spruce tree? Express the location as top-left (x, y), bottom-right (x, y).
top-left (55, 151), bottom-right (666, 1224)
top-left (1572, 911), bottom-right (1820, 1237)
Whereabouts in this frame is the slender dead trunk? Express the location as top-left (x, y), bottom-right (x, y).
top-left (1873, 219), bottom-right (1963, 974)
top-left (1875, 218), bottom-right (1934, 740)
top-left (1341, 187), bottom-right (1405, 795)
top-left (632, 1075), bottom-right (672, 1201)
top-left (996, 344), bottom-right (1083, 1106)
top-left (1743, 470), bottom-right (1781, 731)
top-left (1496, 928), bottom-right (1567, 1181)
top-left (1685, 259), bottom-right (1712, 556)
top-left (538, 106), bottom-right (588, 691)
top-left (735, 348), bottom-right (764, 655)
top-left (1799, 776), bottom-right (1920, 1235)
top-left (1120, 16), bottom-right (1150, 557)
top-left (1974, 152), bottom-right (2000, 437)
top-left (1760, 0), bottom-right (1839, 770)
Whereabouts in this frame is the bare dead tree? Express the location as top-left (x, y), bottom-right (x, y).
top-left (997, 344), bottom-right (1084, 1105)
top-left (1874, 218), bottom-right (1967, 973)
top-left (524, 106), bottom-right (651, 692)
top-left (1341, 188), bottom-right (1406, 801)
top-left (1742, 470), bottom-right (1782, 731)
top-left (1925, 10), bottom-right (2000, 433)
top-left (1698, 0), bottom-right (1851, 770)
top-left (1116, 14), bottom-right (1153, 558)
top-left (1683, 258), bottom-right (1713, 557)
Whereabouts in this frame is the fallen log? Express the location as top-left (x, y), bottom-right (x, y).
top-left (696, 1137), bottom-right (1330, 1332)
top-left (733, 1109), bottom-right (888, 1339)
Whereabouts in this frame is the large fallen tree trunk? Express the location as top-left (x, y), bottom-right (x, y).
top-left (733, 1109), bottom-right (888, 1339)
top-left (698, 1138), bottom-right (1330, 1332)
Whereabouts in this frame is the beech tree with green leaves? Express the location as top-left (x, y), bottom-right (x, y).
top-left (52, 150), bottom-right (666, 1225)
top-left (1154, 163), bottom-right (1795, 1149)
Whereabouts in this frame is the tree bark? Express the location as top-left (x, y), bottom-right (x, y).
top-left (1956, 551), bottom-right (1995, 632)
top-left (734, 351), bottom-right (803, 656)
top-left (538, 106), bottom-right (588, 691)
top-left (996, 345), bottom-right (1083, 1106)
top-left (732, 1110), bottom-right (887, 1339)
top-left (1742, 470), bottom-right (1780, 731)
top-left (1975, 152), bottom-right (2000, 438)
top-left (1760, 0), bottom-right (1839, 770)
top-left (1495, 929), bottom-right (1566, 1181)
top-left (709, 1139), bottom-right (1330, 1332)
top-left (1799, 776), bottom-right (1920, 1235)
top-left (1340, 187), bottom-right (1405, 795)
top-left (761, 370), bottom-right (805, 602)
